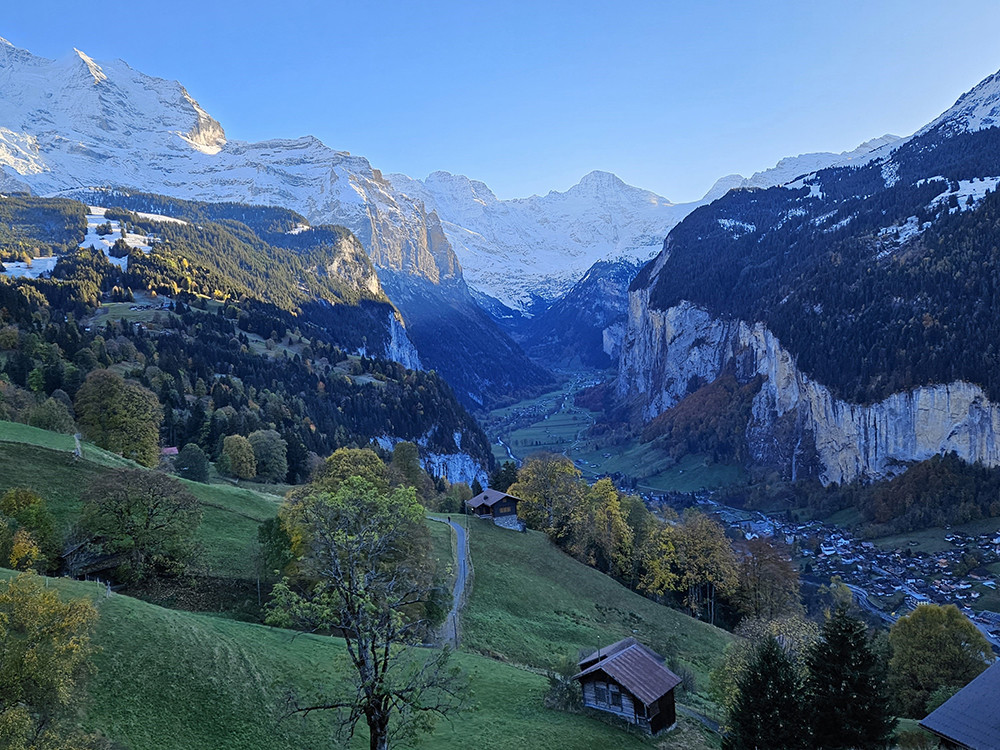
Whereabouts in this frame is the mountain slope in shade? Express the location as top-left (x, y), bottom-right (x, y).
top-left (519, 258), bottom-right (642, 369)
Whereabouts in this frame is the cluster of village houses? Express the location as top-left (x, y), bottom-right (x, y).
top-left (666, 495), bottom-right (1000, 645)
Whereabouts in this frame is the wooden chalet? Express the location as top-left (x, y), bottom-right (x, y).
top-left (573, 637), bottom-right (680, 735)
top-left (466, 489), bottom-right (520, 520)
top-left (921, 660), bottom-right (1000, 749)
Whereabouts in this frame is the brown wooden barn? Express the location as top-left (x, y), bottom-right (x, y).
top-left (573, 637), bottom-right (680, 735)
top-left (466, 489), bottom-right (522, 530)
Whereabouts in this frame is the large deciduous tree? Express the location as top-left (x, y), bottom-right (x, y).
top-left (221, 434), bottom-right (256, 480)
top-left (267, 477), bottom-right (465, 750)
top-left (74, 369), bottom-right (162, 466)
top-left (569, 478), bottom-right (634, 579)
top-left (508, 452), bottom-right (583, 542)
top-left (734, 537), bottom-right (801, 621)
top-left (674, 510), bottom-right (738, 624)
top-left (79, 468), bottom-right (201, 583)
top-left (174, 442), bottom-right (210, 483)
top-left (0, 573), bottom-right (101, 750)
top-left (806, 606), bottom-right (896, 749)
top-left (888, 603), bottom-right (992, 717)
top-left (248, 429), bottom-right (288, 483)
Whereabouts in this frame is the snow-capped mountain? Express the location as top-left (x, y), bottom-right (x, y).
top-left (700, 134), bottom-right (901, 202)
top-left (387, 169), bottom-right (690, 311)
top-left (0, 38), bottom-right (552, 408)
top-left (0, 38), bottom-right (457, 284)
top-left (388, 136), bottom-right (902, 313)
top-left (919, 68), bottom-right (1000, 136)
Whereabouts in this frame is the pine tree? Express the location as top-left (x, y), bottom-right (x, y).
top-left (726, 636), bottom-right (808, 750)
top-left (806, 606), bottom-right (896, 749)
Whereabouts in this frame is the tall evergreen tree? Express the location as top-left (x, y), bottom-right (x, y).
top-left (726, 636), bottom-right (808, 750)
top-left (806, 606), bottom-right (896, 749)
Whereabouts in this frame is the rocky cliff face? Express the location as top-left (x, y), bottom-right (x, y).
top-left (619, 295), bottom-right (1000, 485)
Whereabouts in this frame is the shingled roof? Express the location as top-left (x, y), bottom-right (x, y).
top-left (920, 660), bottom-right (1000, 749)
top-left (573, 640), bottom-right (681, 707)
top-left (467, 489), bottom-right (519, 509)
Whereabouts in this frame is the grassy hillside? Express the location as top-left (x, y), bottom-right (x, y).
top-left (0, 421), bottom-right (279, 579)
top-left (1, 571), bottom-right (702, 750)
top-left (459, 518), bottom-right (732, 693)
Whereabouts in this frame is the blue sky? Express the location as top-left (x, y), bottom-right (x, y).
top-left (5, 1), bottom-right (1000, 201)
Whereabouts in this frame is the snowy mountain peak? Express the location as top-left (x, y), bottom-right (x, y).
top-left (701, 134), bottom-right (903, 202)
top-left (72, 48), bottom-right (107, 85)
top-left (922, 67), bottom-right (1000, 136)
top-left (575, 169), bottom-right (627, 190)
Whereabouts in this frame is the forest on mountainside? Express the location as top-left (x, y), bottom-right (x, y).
top-left (0, 195), bottom-right (493, 479)
top-left (642, 125), bottom-right (1000, 404)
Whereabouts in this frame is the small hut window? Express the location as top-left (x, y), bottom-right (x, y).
top-left (609, 685), bottom-right (622, 708)
top-left (594, 683), bottom-right (608, 705)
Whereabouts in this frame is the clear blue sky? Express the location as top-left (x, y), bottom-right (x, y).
top-left (5, 1), bottom-right (1000, 201)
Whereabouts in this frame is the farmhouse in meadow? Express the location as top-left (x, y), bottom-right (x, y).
top-left (573, 637), bottom-right (680, 735)
top-left (466, 488), bottom-right (523, 530)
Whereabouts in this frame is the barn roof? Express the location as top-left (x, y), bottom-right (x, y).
top-left (467, 489), bottom-right (520, 509)
top-left (920, 660), bottom-right (1000, 749)
top-left (577, 637), bottom-right (664, 670)
top-left (573, 641), bottom-right (681, 706)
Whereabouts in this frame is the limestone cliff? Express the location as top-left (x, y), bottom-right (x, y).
top-left (618, 294), bottom-right (1000, 485)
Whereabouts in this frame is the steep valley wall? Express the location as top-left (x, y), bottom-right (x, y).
top-left (618, 293), bottom-right (1000, 485)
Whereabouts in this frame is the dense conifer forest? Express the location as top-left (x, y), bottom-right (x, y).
top-left (0, 194), bottom-right (492, 480)
top-left (641, 125), bottom-right (1000, 403)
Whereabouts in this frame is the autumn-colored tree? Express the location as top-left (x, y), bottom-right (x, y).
top-left (734, 537), bottom-right (802, 621)
top-left (74, 368), bottom-right (162, 466)
top-left (569, 478), bottom-right (634, 578)
top-left (888, 603), bottom-right (992, 717)
top-left (674, 510), bottom-right (738, 624)
top-left (221, 434), bottom-right (257, 480)
top-left (639, 523), bottom-right (680, 599)
top-left (508, 452), bottom-right (583, 542)
top-left (312, 447), bottom-right (389, 494)
top-left (79, 468), bottom-right (201, 583)
top-left (0, 573), bottom-right (100, 750)
top-left (0, 488), bottom-right (59, 572)
top-left (268, 477), bottom-right (466, 750)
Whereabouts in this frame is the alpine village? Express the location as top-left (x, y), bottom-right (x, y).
top-left (4, 9), bottom-right (1000, 750)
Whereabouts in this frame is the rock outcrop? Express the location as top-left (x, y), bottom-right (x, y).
top-left (618, 294), bottom-right (1000, 485)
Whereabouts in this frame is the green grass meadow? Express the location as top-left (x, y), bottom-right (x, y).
top-left (0, 422), bottom-right (726, 748)
top-left (0, 421), bottom-right (280, 579)
top-left (2, 570), bottom-right (680, 750)
top-left (460, 518), bottom-right (732, 693)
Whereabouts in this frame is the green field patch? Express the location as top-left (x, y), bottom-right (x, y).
top-left (1, 571), bottom-right (683, 750)
top-left (488, 375), bottom-right (744, 493)
top-left (871, 516), bottom-right (1000, 554)
top-left (0, 424), bottom-right (281, 580)
top-left (461, 518), bottom-right (732, 695)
